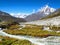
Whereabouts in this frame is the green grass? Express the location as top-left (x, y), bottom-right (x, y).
top-left (0, 36), bottom-right (33, 45)
top-left (3, 24), bottom-right (60, 38)
top-left (11, 40), bottom-right (32, 45)
top-left (50, 25), bottom-right (60, 31)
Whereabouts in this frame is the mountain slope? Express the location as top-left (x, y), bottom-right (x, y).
top-left (24, 16), bottom-right (60, 26)
top-left (0, 11), bottom-right (26, 22)
top-left (24, 9), bottom-right (60, 25)
top-left (41, 9), bottom-right (60, 20)
top-left (25, 5), bottom-right (56, 21)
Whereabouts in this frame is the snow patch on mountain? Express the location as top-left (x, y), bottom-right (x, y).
top-left (10, 13), bottom-right (29, 18)
top-left (37, 5), bottom-right (56, 15)
top-left (10, 5), bottom-right (56, 18)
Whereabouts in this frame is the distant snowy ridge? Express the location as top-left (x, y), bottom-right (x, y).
top-left (37, 5), bottom-right (56, 15)
top-left (25, 5), bottom-right (56, 21)
top-left (10, 13), bottom-right (29, 18)
top-left (10, 5), bottom-right (56, 18)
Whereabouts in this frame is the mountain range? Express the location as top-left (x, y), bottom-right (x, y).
top-left (41, 8), bottom-right (60, 20)
top-left (0, 11), bottom-right (26, 22)
top-left (0, 5), bottom-right (60, 23)
top-left (25, 5), bottom-right (56, 21)
top-left (24, 8), bottom-right (60, 26)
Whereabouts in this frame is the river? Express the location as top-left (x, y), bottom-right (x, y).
top-left (0, 30), bottom-right (60, 45)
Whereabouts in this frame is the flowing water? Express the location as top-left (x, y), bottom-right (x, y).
top-left (0, 30), bottom-right (60, 45)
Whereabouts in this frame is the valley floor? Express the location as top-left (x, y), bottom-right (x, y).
top-left (0, 30), bottom-right (60, 45)
top-left (0, 22), bottom-right (60, 45)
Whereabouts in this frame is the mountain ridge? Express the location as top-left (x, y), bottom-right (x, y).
top-left (24, 9), bottom-right (60, 26)
top-left (25, 5), bottom-right (56, 21)
top-left (0, 11), bottom-right (26, 22)
top-left (41, 8), bottom-right (60, 20)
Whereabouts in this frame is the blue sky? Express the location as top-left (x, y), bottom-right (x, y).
top-left (0, 0), bottom-right (60, 14)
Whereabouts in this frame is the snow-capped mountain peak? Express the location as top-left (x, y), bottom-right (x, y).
top-left (11, 5), bottom-right (56, 19)
top-left (10, 13), bottom-right (29, 18)
top-left (38, 5), bottom-right (56, 15)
